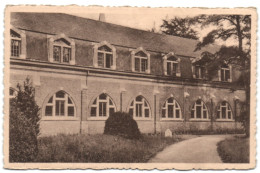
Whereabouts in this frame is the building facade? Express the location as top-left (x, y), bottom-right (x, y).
top-left (9, 13), bottom-right (246, 136)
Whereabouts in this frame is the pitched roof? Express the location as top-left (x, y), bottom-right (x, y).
top-left (11, 12), bottom-right (219, 58)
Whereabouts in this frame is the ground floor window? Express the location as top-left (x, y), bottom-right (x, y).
top-left (128, 95), bottom-right (151, 119)
top-left (217, 101), bottom-right (233, 120)
top-left (162, 97), bottom-right (182, 119)
top-left (90, 93), bottom-right (116, 119)
top-left (44, 91), bottom-right (75, 117)
top-left (191, 99), bottom-right (208, 119)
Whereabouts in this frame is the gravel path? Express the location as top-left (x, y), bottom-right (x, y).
top-left (149, 135), bottom-right (228, 163)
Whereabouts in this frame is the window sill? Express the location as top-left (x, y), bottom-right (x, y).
top-left (189, 119), bottom-right (211, 122)
top-left (134, 117), bottom-right (152, 121)
top-left (42, 116), bottom-right (79, 121)
top-left (88, 117), bottom-right (108, 121)
top-left (160, 118), bottom-right (184, 122)
top-left (216, 119), bottom-right (235, 122)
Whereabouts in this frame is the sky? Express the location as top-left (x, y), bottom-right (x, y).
top-left (69, 7), bottom-right (196, 33)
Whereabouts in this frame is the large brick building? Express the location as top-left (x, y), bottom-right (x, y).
top-left (9, 12), bottom-right (246, 136)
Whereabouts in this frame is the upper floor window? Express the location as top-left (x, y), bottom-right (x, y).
top-left (48, 34), bottom-right (75, 65)
top-left (131, 47), bottom-right (150, 73)
top-left (97, 45), bottom-right (113, 68)
top-left (191, 99), bottom-right (208, 120)
top-left (217, 101), bottom-right (233, 120)
top-left (163, 52), bottom-right (181, 77)
top-left (194, 65), bottom-right (206, 79)
top-left (219, 64), bottom-right (232, 82)
top-left (10, 28), bottom-right (26, 59)
top-left (128, 95), bottom-right (151, 119)
top-left (161, 97), bottom-right (182, 120)
top-left (53, 39), bottom-right (71, 63)
top-left (135, 51), bottom-right (148, 72)
top-left (93, 41), bottom-right (116, 70)
top-left (44, 91), bottom-right (76, 118)
top-left (11, 30), bottom-right (21, 57)
top-left (90, 93), bottom-right (116, 119)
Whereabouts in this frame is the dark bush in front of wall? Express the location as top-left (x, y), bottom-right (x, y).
top-left (9, 78), bottom-right (40, 162)
top-left (104, 112), bottom-right (141, 139)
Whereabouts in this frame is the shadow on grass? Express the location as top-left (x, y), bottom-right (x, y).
top-left (217, 135), bottom-right (249, 163)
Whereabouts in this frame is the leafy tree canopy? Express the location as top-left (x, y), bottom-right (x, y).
top-left (160, 17), bottom-right (199, 40)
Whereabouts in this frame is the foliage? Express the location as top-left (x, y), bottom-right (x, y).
top-left (217, 136), bottom-right (249, 163)
top-left (104, 112), bottom-right (141, 139)
top-left (160, 17), bottom-right (199, 40)
top-left (35, 134), bottom-right (181, 162)
top-left (9, 78), bottom-right (41, 162)
top-left (193, 15), bottom-right (251, 137)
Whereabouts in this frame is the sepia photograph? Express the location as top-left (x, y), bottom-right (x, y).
top-left (4, 6), bottom-right (256, 170)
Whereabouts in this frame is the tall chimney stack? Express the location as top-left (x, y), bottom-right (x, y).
top-left (99, 13), bottom-right (106, 22)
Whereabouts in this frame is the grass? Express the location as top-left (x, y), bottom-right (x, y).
top-left (217, 136), bottom-right (249, 163)
top-left (35, 134), bottom-right (183, 163)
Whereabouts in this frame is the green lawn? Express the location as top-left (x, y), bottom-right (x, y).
top-left (35, 134), bottom-right (183, 163)
top-left (217, 136), bottom-right (249, 163)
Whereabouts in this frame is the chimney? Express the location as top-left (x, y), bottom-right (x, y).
top-left (99, 13), bottom-right (106, 22)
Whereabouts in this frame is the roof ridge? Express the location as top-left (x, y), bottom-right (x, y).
top-left (54, 12), bottom-right (200, 43)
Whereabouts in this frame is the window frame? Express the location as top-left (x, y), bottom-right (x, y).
top-left (220, 66), bottom-right (231, 82)
top-left (48, 34), bottom-right (75, 65)
top-left (97, 45), bottom-right (113, 69)
top-left (131, 47), bottom-right (150, 74)
top-left (43, 91), bottom-right (77, 120)
top-left (10, 27), bottom-right (26, 59)
top-left (216, 101), bottom-right (233, 121)
top-left (163, 52), bottom-right (181, 77)
top-left (161, 97), bottom-right (182, 120)
top-left (193, 65), bottom-right (207, 79)
top-left (128, 95), bottom-right (151, 120)
top-left (190, 99), bottom-right (209, 121)
top-left (53, 40), bottom-right (72, 63)
top-left (93, 41), bottom-right (117, 70)
top-left (89, 93), bottom-right (117, 120)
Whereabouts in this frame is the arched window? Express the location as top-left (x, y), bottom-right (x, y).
top-left (128, 95), bottom-right (151, 119)
top-left (93, 41), bottom-right (116, 69)
top-left (44, 91), bottom-right (76, 117)
top-left (131, 47), bottom-right (150, 73)
top-left (217, 101), bottom-right (233, 120)
top-left (191, 99), bottom-right (208, 119)
top-left (162, 97), bottom-right (182, 119)
top-left (9, 88), bottom-right (17, 99)
top-left (90, 93), bottom-right (116, 118)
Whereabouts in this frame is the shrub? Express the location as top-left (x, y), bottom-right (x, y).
top-left (104, 112), bottom-right (141, 139)
top-left (9, 78), bottom-right (40, 162)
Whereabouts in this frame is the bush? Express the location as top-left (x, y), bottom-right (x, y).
top-left (9, 78), bottom-right (40, 162)
top-left (104, 112), bottom-right (141, 139)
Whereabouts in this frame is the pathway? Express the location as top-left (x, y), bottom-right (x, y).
top-left (149, 135), bottom-right (228, 163)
